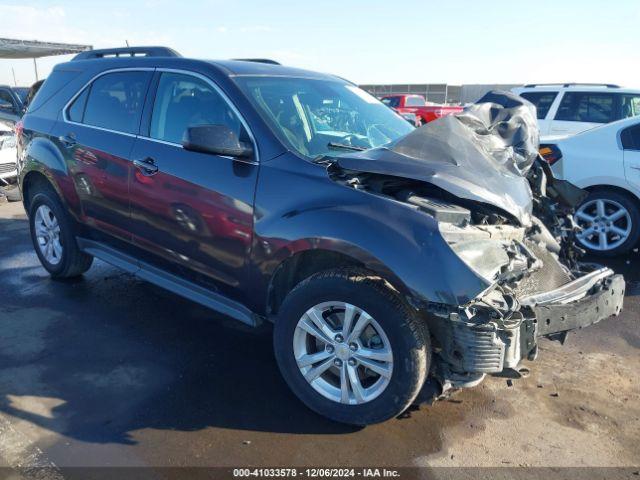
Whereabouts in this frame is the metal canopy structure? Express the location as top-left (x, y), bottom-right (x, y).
top-left (0, 38), bottom-right (91, 59)
top-left (0, 38), bottom-right (92, 82)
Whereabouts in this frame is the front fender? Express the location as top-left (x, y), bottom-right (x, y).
top-left (252, 154), bottom-right (490, 311)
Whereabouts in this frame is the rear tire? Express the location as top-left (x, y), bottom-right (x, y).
top-left (28, 188), bottom-right (93, 278)
top-left (274, 268), bottom-right (429, 425)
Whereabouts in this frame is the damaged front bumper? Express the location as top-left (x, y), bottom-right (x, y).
top-left (521, 267), bottom-right (624, 336)
top-left (430, 267), bottom-right (624, 387)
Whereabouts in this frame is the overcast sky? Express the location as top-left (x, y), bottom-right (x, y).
top-left (1, 0), bottom-right (639, 88)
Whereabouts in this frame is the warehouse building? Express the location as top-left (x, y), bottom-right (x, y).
top-left (360, 83), bottom-right (521, 105)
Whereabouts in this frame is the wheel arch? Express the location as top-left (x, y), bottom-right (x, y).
top-left (22, 170), bottom-right (58, 212)
top-left (582, 184), bottom-right (640, 204)
top-left (20, 136), bottom-right (80, 218)
top-left (266, 246), bottom-right (413, 319)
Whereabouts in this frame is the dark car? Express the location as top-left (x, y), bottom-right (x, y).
top-left (18, 47), bottom-right (624, 425)
top-left (0, 85), bottom-right (29, 127)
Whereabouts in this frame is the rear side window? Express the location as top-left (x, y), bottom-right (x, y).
top-left (81, 71), bottom-right (152, 134)
top-left (519, 91), bottom-right (558, 119)
top-left (621, 95), bottom-right (640, 119)
top-left (405, 96), bottom-right (425, 107)
top-left (621, 124), bottom-right (640, 150)
top-left (555, 92), bottom-right (615, 123)
top-left (149, 72), bottom-right (243, 144)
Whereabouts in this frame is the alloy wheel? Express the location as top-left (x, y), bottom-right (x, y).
top-left (293, 301), bottom-right (393, 405)
top-left (575, 198), bottom-right (632, 252)
top-left (34, 205), bottom-right (63, 265)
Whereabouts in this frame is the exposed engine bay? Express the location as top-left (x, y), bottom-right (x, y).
top-left (324, 91), bottom-right (625, 390)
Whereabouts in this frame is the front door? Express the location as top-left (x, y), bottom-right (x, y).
top-left (128, 71), bottom-right (258, 302)
top-left (51, 70), bottom-right (153, 241)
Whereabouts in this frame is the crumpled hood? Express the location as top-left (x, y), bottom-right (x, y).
top-left (336, 91), bottom-right (540, 226)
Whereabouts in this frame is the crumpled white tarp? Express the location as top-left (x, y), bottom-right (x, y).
top-left (337, 91), bottom-right (540, 226)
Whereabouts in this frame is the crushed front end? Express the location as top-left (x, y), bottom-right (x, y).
top-left (330, 90), bottom-right (625, 392)
top-left (426, 196), bottom-right (624, 388)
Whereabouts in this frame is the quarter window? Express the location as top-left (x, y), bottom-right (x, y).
top-left (519, 91), bottom-right (558, 119)
top-left (555, 92), bottom-right (615, 123)
top-left (67, 88), bottom-right (89, 122)
top-left (149, 72), bottom-right (243, 145)
top-left (621, 124), bottom-right (640, 150)
top-left (81, 71), bottom-right (152, 134)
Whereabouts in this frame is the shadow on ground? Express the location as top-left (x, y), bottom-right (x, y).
top-left (0, 213), bottom-right (361, 446)
top-left (1, 208), bottom-right (638, 451)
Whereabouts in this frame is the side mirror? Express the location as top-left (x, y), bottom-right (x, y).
top-left (0, 101), bottom-right (15, 113)
top-left (182, 125), bottom-right (253, 158)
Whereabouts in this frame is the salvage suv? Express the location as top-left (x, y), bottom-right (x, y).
top-left (19, 47), bottom-right (624, 425)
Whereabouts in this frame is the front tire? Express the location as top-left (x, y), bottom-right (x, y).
top-left (29, 189), bottom-right (93, 278)
top-left (274, 268), bottom-right (429, 425)
top-left (574, 189), bottom-right (640, 256)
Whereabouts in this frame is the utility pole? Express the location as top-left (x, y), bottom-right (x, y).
top-left (33, 58), bottom-right (38, 81)
top-left (11, 67), bottom-right (17, 86)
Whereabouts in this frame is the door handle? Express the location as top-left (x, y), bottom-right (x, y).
top-left (133, 157), bottom-right (159, 176)
top-left (59, 134), bottom-right (77, 148)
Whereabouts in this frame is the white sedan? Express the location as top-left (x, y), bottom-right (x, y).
top-left (542, 116), bottom-right (640, 255)
top-left (0, 124), bottom-right (19, 201)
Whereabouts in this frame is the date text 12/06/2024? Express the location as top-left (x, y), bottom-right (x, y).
top-left (232, 468), bottom-right (401, 478)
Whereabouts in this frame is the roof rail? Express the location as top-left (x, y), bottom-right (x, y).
top-left (72, 46), bottom-right (181, 60)
top-left (523, 83), bottom-right (620, 89)
top-left (232, 58), bottom-right (281, 65)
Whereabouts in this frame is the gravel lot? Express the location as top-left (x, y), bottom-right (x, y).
top-left (1, 200), bottom-right (639, 477)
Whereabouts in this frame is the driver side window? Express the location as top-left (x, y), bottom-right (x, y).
top-left (150, 72), bottom-right (242, 145)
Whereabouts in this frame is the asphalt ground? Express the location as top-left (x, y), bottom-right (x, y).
top-left (1, 200), bottom-right (639, 479)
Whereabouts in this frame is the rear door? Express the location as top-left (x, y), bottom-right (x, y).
top-left (127, 70), bottom-right (258, 302)
top-left (550, 91), bottom-right (617, 136)
top-left (52, 69), bottom-right (153, 241)
top-left (622, 122), bottom-right (640, 190)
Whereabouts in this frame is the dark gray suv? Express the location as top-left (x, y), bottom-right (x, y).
top-left (18, 47), bottom-right (625, 425)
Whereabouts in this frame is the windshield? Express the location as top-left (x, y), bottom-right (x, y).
top-left (235, 77), bottom-right (413, 158)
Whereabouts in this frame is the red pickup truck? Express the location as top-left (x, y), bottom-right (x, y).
top-left (381, 94), bottom-right (463, 125)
